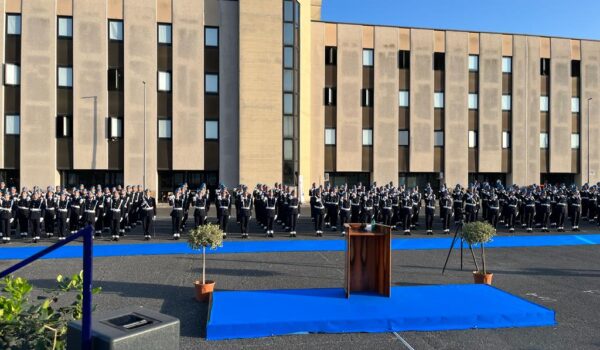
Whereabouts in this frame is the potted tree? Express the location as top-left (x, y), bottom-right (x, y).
top-left (187, 223), bottom-right (224, 302)
top-left (462, 221), bottom-right (497, 285)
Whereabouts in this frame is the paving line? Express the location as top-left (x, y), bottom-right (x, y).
top-left (393, 332), bottom-right (416, 350)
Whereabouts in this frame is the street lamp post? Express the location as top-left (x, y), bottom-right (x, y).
top-left (588, 98), bottom-right (593, 184)
top-left (143, 81), bottom-right (147, 191)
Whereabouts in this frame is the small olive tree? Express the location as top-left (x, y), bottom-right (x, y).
top-left (187, 224), bottom-right (224, 284)
top-left (462, 221), bottom-right (497, 275)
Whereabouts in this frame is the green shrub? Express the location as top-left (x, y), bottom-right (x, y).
top-left (462, 221), bottom-right (497, 275)
top-left (0, 271), bottom-right (101, 350)
top-left (188, 224), bottom-right (224, 285)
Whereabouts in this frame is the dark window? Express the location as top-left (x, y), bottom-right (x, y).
top-left (571, 60), bottom-right (581, 77)
top-left (324, 87), bottom-right (336, 106)
top-left (398, 50), bottom-right (410, 69)
top-left (433, 52), bottom-right (445, 71)
top-left (540, 58), bottom-right (550, 76)
top-left (361, 88), bottom-right (373, 107)
top-left (107, 68), bottom-right (123, 91)
top-left (325, 46), bottom-right (337, 65)
top-left (56, 115), bottom-right (72, 138)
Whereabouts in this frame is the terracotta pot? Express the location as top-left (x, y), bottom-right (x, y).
top-left (194, 280), bottom-right (215, 302)
top-left (473, 271), bottom-right (493, 285)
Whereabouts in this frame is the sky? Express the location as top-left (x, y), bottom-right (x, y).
top-left (322, 0), bottom-right (600, 40)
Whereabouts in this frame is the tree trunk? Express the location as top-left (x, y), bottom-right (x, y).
top-left (481, 243), bottom-right (486, 275)
top-left (202, 246), bottom-right (206, 285)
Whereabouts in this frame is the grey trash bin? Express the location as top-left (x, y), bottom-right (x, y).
top-left (67, 306), bottom-right (180, 350)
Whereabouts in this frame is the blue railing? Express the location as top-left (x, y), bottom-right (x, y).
top-left (0, 225), bottom-right (94, 350)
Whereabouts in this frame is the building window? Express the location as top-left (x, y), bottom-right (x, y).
top-left (284, 69), bottom-right (294, 92)
top-left (540, 58), bottom-right (550, 76)
top-left (361, 89), bottom-right (373, 107)
top-left (363, 49), bottom-right (374, 67)
top-left (108, 68), bottom-right (123, 91)
top-left (434, 131), bottom-right (444, 147)
top-left (4, 64), bottom-right (20, 86)
top-left (283, 116), bottom-right (294, 138)
top-left (571, 133), bottom-right (580, 149)
top-left (324, 87), bottom-right (336, 106)
top-left (502, 57), bottom-right (512, 74)
top-left (398, 130), bottom-right (409, 146)
top-left (109, 20), bottom-right (123, 41)
top-left (5, 115), bottom-right (20, 135)
top-left (362, 129), bottom-right (373, 146)
top-left (571, 60), bottom-right (581, 77)
top-left (540, 96), bottom-right (549, 112)
top-left (325, 46), bottom-right (337, 65)
top-left (205, 120), bottom-right (219, 140)
top-left (58, 17), bottom-right (73, 38)
top-left (540, 133), bottom-right (549, 149)
top-left (158, 119), bottom-right (172, 139)
top-left (434, 92), bottom-right (444, 108)
top-left (284, 46), bottom-right (294, 68)
top-left (283, 22), bottom-right (294, 45)
top-left (284, 93), bottom-right (294, 114)
top-left (572, 97), bottom-right (580, 113)
top-left (502, 131), bottom-right (511, 149)
top-left (398, 90), bottom-right (409, 107)
top-left (468, 93), bottom-right (478, 110)
top-left (502, 95), bottom-right (512, 111)
top-left (398, 50), bottom-right (410, 69)
top-left (468, 55), bottom-right (479, 72)
top-left (57, 67), bottom-right (73, 88)
top-left (433, 52), bottom-right (445, 71)
top-left (205, 74), bottom-right (218, 94)
top-left (6, 14), bottom-right (21, 35)
top-left (325, 128), bottom-right (336, 145)
top-left (283, 139), bottom-right (293, 161)
top-left (158, 71), bottom-right (172, 92)
top-left (108, 117), bottom-right (123, 139)
top-left (158, 24), bottom-right (172, 44)
top-left (56, 115), bottom-right (72, 138)
top-left (205, 27), bottom-right (219, 47)
top-left (468, 131), bottom-right (477, 148)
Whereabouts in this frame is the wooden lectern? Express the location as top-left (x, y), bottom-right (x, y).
top-left (344, 223), bottom-right (392, 298)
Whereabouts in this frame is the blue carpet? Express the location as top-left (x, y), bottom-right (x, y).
top-left (206, 284), bottom-right (556, 340)
top-left (1, 234), bottom-right (600, 260)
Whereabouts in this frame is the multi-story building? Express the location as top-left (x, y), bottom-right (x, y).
top-left (0, 0), bottom-right (599, 200)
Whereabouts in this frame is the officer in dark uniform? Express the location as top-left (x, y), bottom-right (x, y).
top-left (83, 191), bottom-right (99, 235)
top-left (506, 191), bottom-right (519, 233)
top-left (17, 191), bottom-right (30, 238)
top-left (361, 193), bottom-right (374, 224)
top-left (440, 190), bottom-right (453, 234)
top-left (44, 189), bottom-right (57, 238)
top-left (264, 190), bottom-right (277, 237)
top-left (69, 190), bottom-right (83, 234)
top-left (218, 190), bottom-right (232, 238)
top-left (239, 188), bottom-right (253, 239)
top-left (288, 189), bottom-right (300, 237)
top-left (523, 190), bottom-right (536, 232)
top-left (569, 189), bottom-right (581, 231)
top-left (169, 189), bottom-right (185, 239)
top-left (110, 191), bottom-right (125, 241)
top-left (0, 193), bottom-right (14, 243)
top-left (327, 188), bottom-right (339, 231)
top-left (380, 193), bottom-right (393, 227)
top-left (56, 193), bottom-right (70, 240)
top-left (313, 190), bottom-right (326, 236)
top-left (539, 191), bottom-right (551, 232)
top-left (141, 189), bottom-right (157, 240)
top-left (193, 188), bottom-right (208, 228)
top-left (556, 190), bottom-right (568, 232)
top-left (28, 192), bottom-right (45, 243)
top-left (424, 188), bottom-right (436, 235)
top-left (400, 190), bottom-right (413, 235)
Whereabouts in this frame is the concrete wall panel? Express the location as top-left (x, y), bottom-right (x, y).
top-left (409, 29), bottom-right (434, 172)
top-left (444, 31), bottom-right (468, 187)
top-left (172, 0), bottom-right (204, 170)
top-left (373, 26), bottom-right (398, 184)
top-left (310, 22), bottom-right (325, 185)
top-left (478, 33), bottom-right (503, 173)
top-left (581, 41), bottom-right (600, 184)
top-left (107, 0), bottom-right (122, 19)
top-left (527, 37), bottom-right (541, 183)
top-left (20, 0), bottom-right (58, 187)
top-left (238, 0), bottom-right (282, 185)
top-left (157, 0), bottom-right (172, 23)
top-left (57, 0), bottom-right (72, 16)
top-left (336, 24), bottom-right (363, 171)
top-left (124, 0), bottom-right (157, 189)
top-left (219, 0), bottom-right (239, 187)
top-left (550, 38), bottom-right (572, 173)
top-left (73, 0), bottom-right (108, 170)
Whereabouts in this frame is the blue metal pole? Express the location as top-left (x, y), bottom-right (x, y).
top-left (82, 225), bottom-right (93, 350)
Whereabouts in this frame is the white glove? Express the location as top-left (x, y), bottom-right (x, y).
top-left (274, 215), bottom-right (278, 220)
top-left (152, 216), bottom-right (156, 221)
top-left (120, 218), bottom-right (123, 222)
top-left (9, 218), bottom-right (13, 223)
top-left (95, 218), bottom-right (98, 222)
top-left (40, 218), bottom-right (44, 223)
top-left (66, 218), bottom-right (70, 223)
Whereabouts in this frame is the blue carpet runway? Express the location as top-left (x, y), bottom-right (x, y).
top-left (206, 284), bottom-right (556, 340)
top-left (1, 233), bottom-right (600, 260)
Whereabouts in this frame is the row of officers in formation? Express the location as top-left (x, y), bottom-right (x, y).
top-left (0, 183), bottom-right (156, 243)
top-left (167, 180), bottom-right (595, 239)
top-left (0, 179), bottom-right (595, 243)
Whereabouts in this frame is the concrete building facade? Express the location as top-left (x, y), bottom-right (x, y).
top-left (0, 0), bottom-right (599, 200)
